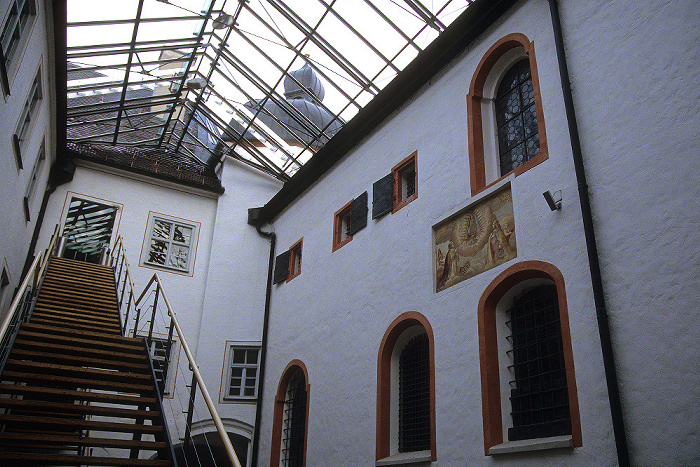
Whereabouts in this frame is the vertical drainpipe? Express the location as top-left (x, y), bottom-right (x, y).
top-left (547, 1), bottom-right (630, 465)
top-left (250, 208), bottom-right (275, 467)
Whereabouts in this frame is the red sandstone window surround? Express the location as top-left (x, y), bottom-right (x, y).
top-left (467, 33), bottom-right (549, 196)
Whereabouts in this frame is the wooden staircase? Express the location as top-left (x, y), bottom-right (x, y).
top-left (0, 257), bottom-right (173, 466)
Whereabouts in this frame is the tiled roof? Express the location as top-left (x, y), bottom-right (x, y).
top-left (67, 142), bottom-right (224, 194)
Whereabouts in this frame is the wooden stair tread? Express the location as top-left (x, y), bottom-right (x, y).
top-left (0, 383), bottom-right (157, 405)
top-left (20, 322), bottom-right (139, 344)
top-left (0, 452), bottom-right (171, 466)
top-left (8, 348), bottom-right (149, 371)
top-left (11, 339), bottom-right (147, 362)
top-left (0, 413), bottom-right (163, 433)
top-left (0, 432), bottom-right (167, 450)
top-left (26, 316), bottom-right (122, 334)
top-left (0, 370), bottom-right (156, 394)
top-left (0, 398), bottom-right (161, 419)
top-left (15, 330), bottom-right (144, 353)
top-left (5, 359), bottom-right (153, 382)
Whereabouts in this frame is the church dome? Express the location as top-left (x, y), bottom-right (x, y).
top-left (284, 62), bottom-right (325, 102)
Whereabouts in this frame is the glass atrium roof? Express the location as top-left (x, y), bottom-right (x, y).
top-left (66, 0), bottom-right (471, 181)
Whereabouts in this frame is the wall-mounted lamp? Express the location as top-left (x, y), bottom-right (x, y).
top-left (543, 190), bottom-right (562, 211)
top-left (212, 12), bottom-right (235, 29)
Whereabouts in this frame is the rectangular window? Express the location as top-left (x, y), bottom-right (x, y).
top-left (13, 68), bottom-right (42, 169)
top-left (1, 0), bottom-right (36, 94)
top-left (288, 238), bottom-right (302, 281)
top-left (226, 346), bottom-right (261, 400)
top-left (333, 200), bottom-right (353, 251)
top-left (145, 217), bottom-right (195, 272)
top-left (22, 139), bottom-right (44, 221)
top-left (332, 193), bottom-right (368, 252)
top-left (392, 151), bottom-right (417, 212)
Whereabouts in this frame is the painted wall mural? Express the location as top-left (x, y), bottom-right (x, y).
top-left (435, 186), bottom-right (516, 292)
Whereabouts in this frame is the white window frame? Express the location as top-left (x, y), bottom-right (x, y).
top-left (142, 213), bottom-right (199, 274)
top-left (1, 0), bottom-right (36, 93)
top-left (23, 137), bottom-right (44, 221)
top-left (224, 344), bottom-right (261, 401)
top-left (13, 66), bottom-right (42, 169)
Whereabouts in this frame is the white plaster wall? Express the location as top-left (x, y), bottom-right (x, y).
top-left (36, 164), bottom-right (218, 352)
top-left (559, 0), bottom-right (700, 465)
top-left (194, 158), bottom-right (282, 433)
top-left (257, 1), bottom-right (619, 465)
top-left (0, 0), bottom-right (55, 319)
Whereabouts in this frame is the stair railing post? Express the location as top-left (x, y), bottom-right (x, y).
top-left (123, 289), bottom-right (133, 333)
top-left (183, 370), bottom-right (198, 449)
top-left (133, 306), bottom-right (141, 339)
top-left (148, 283), bottom-right (159, 342)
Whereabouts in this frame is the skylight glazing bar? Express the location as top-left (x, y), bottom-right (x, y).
top-left (265, 0), bottom-right (379, 95)
top-left (171, 0), bottom-right (241, 156)
top-left (215, 44), bottom-right (333, 145)
top-left (322, 1), bottom-right (401, 75)
top-left (156, 0), bottom-right (217, 149)
top-left (239, 5), bottom-right (363, 111)
top-left (112, 0), bottom-right (146, 145)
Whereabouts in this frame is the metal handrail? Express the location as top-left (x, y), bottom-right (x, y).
top-left (109, 236), bottom-right (138, 332)
top-left (0, 225), bottom-right (60, 344)
top-left (134, 273), bottom-right (242, 467)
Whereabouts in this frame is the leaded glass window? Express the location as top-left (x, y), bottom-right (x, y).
top-left (147, 218), bottom-right (193, 271)
top-left (226, 347), bottom-right (260, 399)
top-left (398, 333), bottom-right (430, 452)
top-left (495, 58), bottom-right (540, 175)
top-left (506, 285), bottom-right (571, 441)
top-left (282, 369), bottom-right (306, 467)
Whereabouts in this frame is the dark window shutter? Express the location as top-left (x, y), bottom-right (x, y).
top-left (349, 191), bottom-right (368, 235)
top-left (372, 174), bottom-right (394, 219)
top-left (273, 250), bottom-right (290, 284)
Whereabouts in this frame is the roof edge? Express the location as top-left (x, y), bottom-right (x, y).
top-left (257, 0), bottom-right (518, 224)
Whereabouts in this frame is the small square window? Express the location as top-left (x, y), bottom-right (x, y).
top-left (333, 201), bottom-right (353, 251)
top-left (288, 238), bottom-right (302, 281)
top-left (392, 151), bottom-right (417, 212)
top-left (142, 213), bottom-right (198, 274)
top-left (225, 346), bottom-right (261, 400)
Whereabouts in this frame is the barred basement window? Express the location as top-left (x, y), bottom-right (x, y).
top-left (399, 333), bottom-right (430, 452)
top-left (506, 284), bottom-right (571, 441)
top-left (226, 346), bottom-right (260, 400)
top-left (496, 58), bottom-right (539, 175)
top-left (282, 369), bottom-right (307, 467)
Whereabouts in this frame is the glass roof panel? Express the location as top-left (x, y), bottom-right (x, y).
top-left (66, 0), bottom-right (473, 180)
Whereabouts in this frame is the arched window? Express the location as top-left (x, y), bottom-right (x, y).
top-left (495, 58), bottom-right (540, 175)
top-left (477, 261), bottom-right (581, 455)
top-left (377, 312), bottom-right (436, 464)
top-left (271, 361), bottom-right (309, 467)
top-left (468, 33), bottom-right (548, 196)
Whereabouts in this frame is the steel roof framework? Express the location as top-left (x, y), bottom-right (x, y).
top-left (66, 0), bottom-right (471, 181)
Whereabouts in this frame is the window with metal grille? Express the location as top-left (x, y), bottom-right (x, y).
top-left (495, 58), bottom-right (540, 176)
top-left (398, 333), bottom-right (430, 452)
top-left (506, 284), bottom-right (571, 441)
top-left (146, 218), bottom-right (194, 271)
top-left (281, 369), bottom-right (306, 467)
top-left (226, 346), bottom-right (260, 400)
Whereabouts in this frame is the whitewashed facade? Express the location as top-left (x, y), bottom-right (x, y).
top-left (1, 0), bottom-right (698, 465)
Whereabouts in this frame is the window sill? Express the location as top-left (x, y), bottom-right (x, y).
top-left (488, 435), bottom-right (573, 455)
top-left (376, 450), bottom-right (432, 466)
